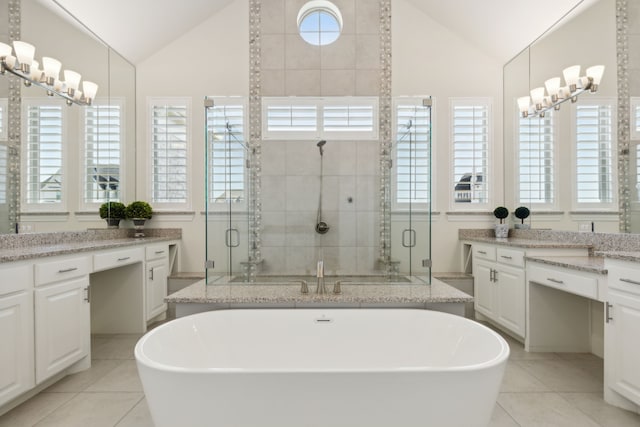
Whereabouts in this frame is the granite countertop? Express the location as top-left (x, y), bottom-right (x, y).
top-left (0, 229), bottom-right (181, 263)
top-left (462, 236), bottom-right (592, 249)
top-left (166, 277), bottom-right (473, 305)
top-left (525, 255), bottom-right (607, 275)
top-left (596, 251), bottom-right (640, 263)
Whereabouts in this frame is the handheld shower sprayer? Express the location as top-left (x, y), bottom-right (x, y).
top-left (317, 140), bottom-right (327, 156)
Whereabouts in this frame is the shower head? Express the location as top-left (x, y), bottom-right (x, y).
top-left (317, 140), bottom-right (327, 155)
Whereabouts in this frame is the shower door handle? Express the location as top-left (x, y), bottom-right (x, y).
top-left (402, 229), bottom-right (416, 248)
top-left (225, 228), bottom-right (240, 248)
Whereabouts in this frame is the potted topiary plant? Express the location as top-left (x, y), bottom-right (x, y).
top-left (493, 206), bottom-right (510, 238)
top-left (514, 206), bottom-right (531, 229)
top-left (125, 201), bottom-right (153, 237)
top-left (99, 201), bottom-right (126, 228)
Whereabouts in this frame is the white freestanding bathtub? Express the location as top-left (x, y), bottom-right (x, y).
top-left (135, 309), bottom-right (509, 427)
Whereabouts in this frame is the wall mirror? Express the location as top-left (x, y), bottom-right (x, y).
top-left (0, 0), bottom-right (136, 234)
top-left (503, 0), bottom-right (623, 232)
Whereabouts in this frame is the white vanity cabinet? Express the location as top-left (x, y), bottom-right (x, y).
top-left (0, 263), bottom-right (34, 407)
top-left (472, 245), bottom-right (526, 338)
top-left (146, 244), bottom-right (169, 320)
top-left (605, 258), bottom-right (640, 409)
top-left (34, 255), bottom-right (91, 384)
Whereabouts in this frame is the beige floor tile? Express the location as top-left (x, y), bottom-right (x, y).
top-left (501, 361), bottom-right (551, 393)
top-left (489, 402), bottom-right (521, 427)
top-left (498, 392), bottom-right (601, 427)
top-left (115, 398), bottom-right (154, 427)
top-left (92, 337), bottom-right (139, 360)
top-left (517, 359), bottom-right (603, 392)
top-left (559, 392), bottom-right (640, 427)
top-left (507, 341), bottom-right (560, 361)
top-left (85, 361), bottom-right (143, 393)
top-left (45, 360), bottom-right (123, 393)
top-left (0, 392), bottom-right (76, 427)
top-left (33, 392), bottom-right (142, 427)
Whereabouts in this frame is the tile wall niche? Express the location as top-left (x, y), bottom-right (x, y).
top-left (253, 0), bottom-right (388, 275)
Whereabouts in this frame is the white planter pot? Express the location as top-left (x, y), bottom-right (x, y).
top-left (494, 224), bottom-right (509, 238)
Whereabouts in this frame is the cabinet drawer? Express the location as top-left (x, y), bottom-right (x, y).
top-left (497, 248), bottom-right (524, 268)
top-left (607, 262), bottom-right (640, 297)
top-left (146, 244), bottom-right (169, 261)
top-left (473, 245), bottom-right (496, 261)
top-left (527, 263), bottom-right (599, 300)
top-left (35, 256), bottom-right (91, 287)
top-left (0, 263), bottom-right (33, 295)
top-left (93, 247), bottom-right (144, 272)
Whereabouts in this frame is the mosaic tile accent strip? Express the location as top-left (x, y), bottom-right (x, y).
top-left (249, 0), bottom-right (262, 275)
top-left (378, 0), bottom-right (392, 268)
top-left (616, 0), bottom-right (630, 232)
top-left (7, 0), bottom-right (20, 234)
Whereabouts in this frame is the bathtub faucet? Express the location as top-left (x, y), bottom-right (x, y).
top-left (316, 260), bottom-right (327, 294)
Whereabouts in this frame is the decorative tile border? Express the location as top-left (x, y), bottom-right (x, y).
top-left (249, 0), bottom-right (262, 275)
top-left (7, 0), bottom-right (20, 234)
top-left (378, 0), bottom-right (392, 269)
top-left (616, 0), bottom-right (630, 232)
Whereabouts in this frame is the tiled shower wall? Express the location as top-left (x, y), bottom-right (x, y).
top-left (256, 0), bottom-right (385, 275)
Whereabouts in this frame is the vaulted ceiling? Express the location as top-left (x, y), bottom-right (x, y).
top-left (50, 0), bottom-right (596, 65)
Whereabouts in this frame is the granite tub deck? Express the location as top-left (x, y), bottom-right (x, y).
top-left (0, 228), bottom-right (181, 263)
top-left (166, 277), bottom-right (473, 317)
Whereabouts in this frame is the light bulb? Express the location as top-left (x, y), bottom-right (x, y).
top-left (517, 96), bottom-right (530, 117)
top-left (64, 69), bottom-right (81, 95)
top-left (563, 65), bottom-right (581, 92)
top-left (29, 59), bottom-right (42, 81)
top-left (586, 65), bottom-right (605, 92)
top-left (530, 87), bottom-right (545, 110)
top-left (42, 57), bottom-right (62, 85)
top-left (12, 41), bottom-right (35, 72)
top-left (82, 81), bottom-right (98, 103)
top-left (544, 77), bottom-right (561, 102)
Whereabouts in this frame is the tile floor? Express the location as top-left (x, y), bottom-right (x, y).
top-left (1, 323), bottom-right (639, 426)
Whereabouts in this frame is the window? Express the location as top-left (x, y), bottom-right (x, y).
top-left (451, 99), bottom-right (490, 208)
top-left (206, 97), bottom-right (247, 206)
top-left (574, 101), bottom-right (615, 207)
top-left (262, 97), bottom-right (378, 140)
top-left (631, 97), bottom-right (640, 140)
top-left (0, 98), bottom-right (7, 141)
top-left (149, 99), bottom-right (190, 208)
top-left (22, 99), bottom-right (65, 211)
top-left (518, 111), bottom-right (555, 206)
top-left (393, 98), bottom-right (431, 208)
top-left (297, 1), bottom-right (343, 46)
top-left (83, 100), bottom-right (123, 207)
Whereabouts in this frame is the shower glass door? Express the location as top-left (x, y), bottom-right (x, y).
top-left (390, 97), bottom-right (432, 283)
top-left (205, 97), bottom-right (251, 283)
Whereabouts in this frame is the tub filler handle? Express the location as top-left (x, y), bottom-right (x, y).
top-left (291, 280), bottom-right (309, 294)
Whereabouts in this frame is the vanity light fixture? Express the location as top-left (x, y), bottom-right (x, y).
top-left (0, 40), bottom-right (98, 106)
top-left (519, 64), bottom-right (604, 118)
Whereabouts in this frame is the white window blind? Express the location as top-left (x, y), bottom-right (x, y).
top-left (84, 102), bottom-right (122, 205)
top-left (0, 98), bottom-right (7, 141)
top-left (0, 144), bottom-right (6, 203)
top-left (206, 98), bottom-right (247, 205)
top-left (575, 103), bottom-right (614, 205)
top-left (150, 101), bottom-right (189, 205)
top-left (394, 100), bottom-right (431, 207)
top-left (451, 101), bottom-right (490, 206)
top-left (262, 97), bottom-right (378, 140)
top-left (24, 101), bottom-right (64, 207)
top-left (518, 112), bottom-right (554, 205)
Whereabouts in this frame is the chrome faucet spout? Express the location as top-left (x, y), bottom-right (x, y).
top-left (316, 260), bottom-right (327, 294)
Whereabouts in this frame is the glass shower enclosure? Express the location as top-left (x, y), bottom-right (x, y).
top-left (205, 96), bottom-right (431, 285)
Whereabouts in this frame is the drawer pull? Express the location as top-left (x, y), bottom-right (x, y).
top-left (58, 267), bottom-right (78, 273)
top-left (547, 278), bottom-right (564, 285)
top-left (154, 250), bottom-right (165, 255)
top-left (478, 250), bottom-right (487, 255)
top-left (117, 257), bottom-right (131, 262)
top-left (500, 255), bottom-right (513, 260)
top-left (620, 278), bottom-right (640, 286)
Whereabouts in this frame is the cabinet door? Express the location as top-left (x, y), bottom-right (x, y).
top-left (474, 260), bottom-right (494, 317)
top-left (146, 260), bottom-right (168, 320)
top-left (607, 290), bottom-right (640, 405)
top-left (495, 265), bottom-right (526, 337)
top-left (0, 291), bottom-right (35, 406)
top-left (35, 277), bottom-right (90, 384)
